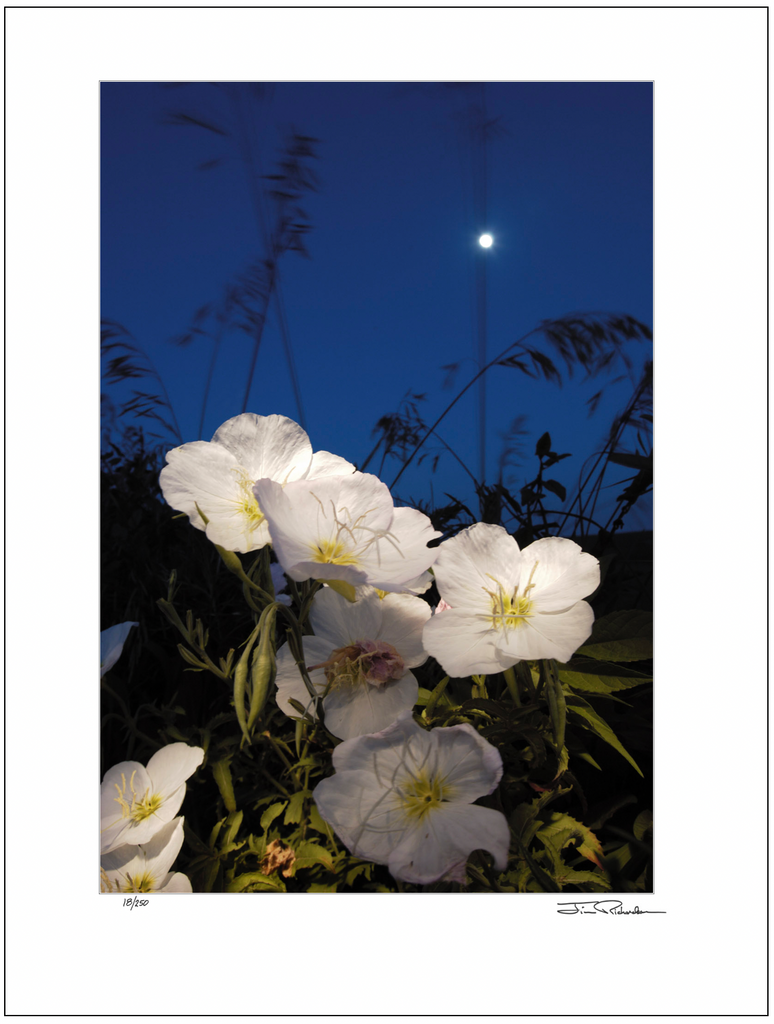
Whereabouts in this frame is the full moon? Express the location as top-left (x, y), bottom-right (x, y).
top-left (478, 233), bottom-right (493, 248)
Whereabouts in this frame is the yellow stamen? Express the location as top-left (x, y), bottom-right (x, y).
top-left (308, 494), bottom-right (399, 569)
top-left (310, 538), bottom-right (360, 566)
top-left (234, 469), bottom-right (265, 530)
top-left (398, 769), bottom-right (448, 822)
top-left (112, 770), bottom-right (164, 823)
top-left (122, 871), bottom-right (157, 893)
top-left (483, 561), bottom-right (539, 631)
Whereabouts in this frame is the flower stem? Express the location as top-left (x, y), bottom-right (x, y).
top-left (542, 659), bottom-right (566, 752)
top-left (503, 666), bottom-right (522, 707)
top-left (262, 731), bottom-right (294, 773)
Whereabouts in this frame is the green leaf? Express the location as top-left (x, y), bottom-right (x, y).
top-left (260, 802), bottom-right (287, 832)
top-left (307, 803), bottom-right (334, 836)
top-left (416, 685), bottom-right (453, 708)
top-left (538, 812), bottom-right (604, 868)
top-left (607, 451), bottom-right (651, 471)
top-left (516, 837), bottom-right (561, 893)
top-left (284, 790), bottom-right (311, 825)
top-left (558, 657), bottom-right (651, 693)
top-left (211, 758), bottom-right (237, 813)
top-left (307, 882), bottom-right (339, 893)
top-left (543, 478), bottom-right (567, 502)
top-left (510, 803), bottom-right (543, 847)
top-left (345, 862), bottom-right (372, 886)
top-left (535, 431), bottom-right (552, 458)
top-left (536, 827), bottom-right (576, 874)
top-left (633, 810), bottom-right (653, 841)
top-left (577, 610), bottom-right (652, 662)
top-left (555, 867), bottom-right (611, 891)
top-left (226, 872), bottom-right (286, 893)
top-left (292, 842), bottom-right (336, 872)
top-left (575, 750), bottom-right (602, 770)
top-left (566, 700), bottom-right (643, 777)
top-left (182, 822), bottom-right (212, 856)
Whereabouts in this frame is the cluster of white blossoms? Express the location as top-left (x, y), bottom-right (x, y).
top-left (100, 743), bottom-right (203, 893)
top-left (159, 413), bottom-right (355, 554)
top-left (153, 412), bottom-right (601, 886)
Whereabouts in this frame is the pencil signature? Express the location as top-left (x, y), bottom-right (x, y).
top-left (557, 900), bottom-right (666, 915)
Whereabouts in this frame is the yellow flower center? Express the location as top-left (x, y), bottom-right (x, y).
top-left (310, 640), bottom-right (405, 691)
top-left (122, 871), bottom-right (156, 893)
top-left (307, 494), bottom-right (397, 572)
top-left (235, 470), bottom-right (265, 530)
top-left (112, 770), bottom-right (164, 824)
top-left (310, 538), bottom-right (361, 566)
top-left (483, 561), bottom-right (540, 631)
top-left (398, 769), bottom-right (448, 822)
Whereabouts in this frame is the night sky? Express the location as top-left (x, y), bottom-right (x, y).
top-left (101, 81), bottom-right (652, 530)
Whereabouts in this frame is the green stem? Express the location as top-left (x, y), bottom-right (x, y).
top-left (297, 579), bottom-right (323, 628)
top-left (262, 732), bottom-right (294, 773)
top-left (543, 659), bottom-right (566, 752)
top-left (516, 661), bottom-right (537, 702)
top-left (503, 666), bottom-right (522, 707)
top-left (258, 766), bottom-right (291, 798)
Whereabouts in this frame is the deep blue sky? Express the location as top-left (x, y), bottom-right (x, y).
top-left (101, 81), bottom-right (652, 530)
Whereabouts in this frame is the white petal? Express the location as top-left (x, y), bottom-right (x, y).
top-left (518, 537), bottom-right (600, 610)
top-left (396, 570), bottom-right (434, 596)
top-left (155, 872), bottom-right (193, 892)
top-left (146, 743), bottom-right (204, 798)
top-left (388, 803), bottom-right (510, 885)
top-left (355, 507), bottom-right (442, 592)
top-left (204, 514), bottom-right (272, 554)
top-left (323, 671), bottom-right (419, 740)
top-left (375, 593), bottom-right (432, 667)
top-left (313, 769), bottom-right (404, 866)
top-left (495, 602), bottom-right (595, 663)
top-left (211, 413), bottom-right (312, 483)
top-left (101, 842), bottom-right (144, 878)
top-left (274, 637), bottom-right (330, 720)
top-left (431, 722), bottom-right (503, 801)
top-left (309, 587), bottom-right (383, 649)
top-left (422, 608), bottom-right (513, 677)
top-left (138, 817), bottom-right (186, 878)
top-left (100, 622), bottom-right (138, 676)
top-left (306, 451), bottom-right (356, 478)
top-left (100, 761), bottom-right (149, 853)
top-left (159, 441), bottom-right (243, 530)
top-left (330, 710), bottom-right (431, 776)
top-left (432, 523), bottom-right (522, 612)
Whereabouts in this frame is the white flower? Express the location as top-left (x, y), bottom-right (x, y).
top-left (422, 524), bottom-right (600, 677)
top-left (101, 743), bottom-right (204, 854)
top-left (276, 587), bottom-right (431, 740)
top-left (252, 471), bottom-right (441, 593)
top-left (100, 621), bottom-right (139, 677)
top-left (313, 712), bottom-right (510, 885)
top-left (101, 817), bottom-right (191, 893)
top-left (159, 413), bottom-right (355, 553)
top-left (384, 570), bottom-right (434, 597)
